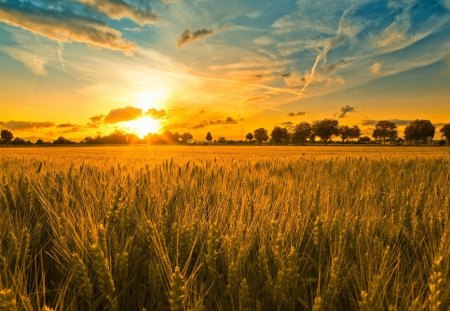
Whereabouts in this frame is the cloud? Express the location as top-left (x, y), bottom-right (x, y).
top-left (361, 119), bottom-right (413, 126)
top-left (76, 0), bottom-right (158, 25)
top-left (287, 112), bottom-right (306, 117)
top-left (0, 120), bottom-right (55, 130)
top-left (57, 123), bottom-right (82, 133)
top-left (103, 106), bottom-right (143, 124)
top-left (57, 123), bottom-right (78, 128)
top-left (3, 48), bottom-right (47, 75)
top-left (370, 62), bottom-right (382, 75)
top-left (0, 2), bottom-right (135, 54)
top-left (191, 117), bottom-right (241, 129)
top-left (177, 28), bottom-right (215, 47)
top-left (338, 105), bottom-right (355, 118)
top-left (253, 36), bottom-right (274, 46)
top-left (146, 108), bottom-right (166, 119)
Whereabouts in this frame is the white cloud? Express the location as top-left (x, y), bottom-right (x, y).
top-left (369, 62), bottom-right (382, 75)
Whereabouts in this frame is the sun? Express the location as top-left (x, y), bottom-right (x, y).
top-left (123, 117), bottom-right (162, 138)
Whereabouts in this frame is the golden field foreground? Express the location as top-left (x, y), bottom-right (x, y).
top-left (1, 146), bottom-right (450, 311)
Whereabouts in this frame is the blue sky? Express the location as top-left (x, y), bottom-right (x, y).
top-left (0, 0), bottom-right (449, 140)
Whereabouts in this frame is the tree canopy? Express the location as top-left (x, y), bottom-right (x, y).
top-left (312, 119), bottom-right (339, 145)
top-left (372, 121), bottom-right (397, 144)
top-left (292, 122), bottom-right (312, 145)
top-left (404, 120), bottom-right (435, 144)
top-left (254, 128), bottom-right (269, 144)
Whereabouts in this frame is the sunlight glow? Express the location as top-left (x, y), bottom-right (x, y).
top-left (123, 117), bottom-right (162, 138)
top-left (135, 89), bottom-right (167, 111)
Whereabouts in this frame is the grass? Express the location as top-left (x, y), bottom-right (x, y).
top-left (0, 146), bottom-right (449, 310)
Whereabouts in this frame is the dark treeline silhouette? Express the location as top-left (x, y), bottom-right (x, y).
top-left (1, 119), bottom-right (450, 146)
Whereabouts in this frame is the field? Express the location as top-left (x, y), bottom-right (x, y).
top-left (1, 146), bottom-right (450, 311)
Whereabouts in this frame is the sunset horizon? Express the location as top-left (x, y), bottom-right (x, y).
top-left (0, 0), bottom-right (449, 142)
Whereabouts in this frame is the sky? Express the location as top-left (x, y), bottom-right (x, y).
top-left (0, 0), bottom-right (449, 141)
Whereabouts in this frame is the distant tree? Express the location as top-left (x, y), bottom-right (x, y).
top-left (205, 132), bottom-right (213, 143)
top-left (245, 132), bottom-right (254, 143)
top-left (181, 132), bottom-right (193, 144)
top-left (348, 125), bottom-right (361, 142)
top-left (271, 126), bottom-right (288, 144)
top-left (358, 136), bottom-right (372, 143)
top-left (404, 119), bottom-right (435, 144)
top-left (1, 129), bottom-right (13, 144)
top-left (441, 123), bottom-right (450, 144)
top-left (292, 122), bottom-right (312, 145)
top-left (338, 125), bottom-right (351, 144)
top-left (372, 121), bottom-right (397, 144)
top-left (53, 136), bottom-right (75, 145)
top-left (36, 139), bottom-right (44, 145)
top-left (254, 128), bottom-right (269, 144)
top-left (11, 137), bottom-right (26, 145)
top-left (218, 137), bottom-right (227, 144)
top-left (312, 119), bottom-right (339, 145)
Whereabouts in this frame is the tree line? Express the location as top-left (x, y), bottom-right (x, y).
top-left (1, 119), bottom-right (450, 146)
top-left (207, 119), bottom-right (450, 145)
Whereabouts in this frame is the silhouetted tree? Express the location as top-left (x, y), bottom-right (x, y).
top-left (245, 132), bottom-right (254, 142)
top-left (218, 137), bottom-right (226, 144)
top-left (313, 119), bottom-right (339, 145)
top-left (254, 128), bottom-right (269, 144)
top-left (441, 123), bottom-right (450, 145)
top-left (11, 137), bottom-right (26, 145)
top-left (36, 139), bottom-right (44, 145)
top-left (349, 125), bottom-right (361, 141)
top-left (404, 119), bottom-right (435, 144)
top-left (181, 132), bottom-right (193, 144)
top-left (271, 126), bottom-right (288, 144)
top-left (339, 125), bottom-right (351, 144)
top-left (53, 136), bottom-right (75, 144)
top-left (372, 121), bottom-right (397, 144)
top-left (205, 132), bottom-right (213, 143)
top-left (1, 129), bottom-right (13, 144)
top-left (292, 122), bottom-right (312, 145)
top-left (358, 136), bottom-right (372, 143)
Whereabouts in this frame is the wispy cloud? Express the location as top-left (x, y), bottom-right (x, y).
top-left (3, 47), bottom-right (47, 75)
top-left (287, 112), bottom-right (306, 117)
top-left (177, 28), bottom-right (215, 47)
top-left (362, 119), bottom-right (413, 126)
top-left (0, 120), bottom-right (55, 130)
top-left (146, 108), bottom-right (166, 119)
top-left (75, 0), bottom-right (158, 25)
top-left (369, 62), bottom-right (382, 75)
top-left (0, 2), bottom-right (135, 54)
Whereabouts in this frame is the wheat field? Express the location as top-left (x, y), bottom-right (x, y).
top-left (1, 146), bottom-right (450, 310)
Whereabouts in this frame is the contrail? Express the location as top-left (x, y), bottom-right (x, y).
top-left (57, 42), bottom-right (65, 69)
top-left (298, 8), bottom-right (350, 98)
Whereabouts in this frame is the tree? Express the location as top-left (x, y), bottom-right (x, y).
top-left (245, 132), bottom-right (254, 143)
top-left (372, 121), bottom-right (397, 144)
top-left (312, 119), bottom-right (339, 145)
top-left (53, 137), bottom-right (75, 144)
top-left (11, 137), bottom-right (26, 145)
top-left (181, 132), bottom-right (193, 144)
top-left (218, 137), bottom-right (226, 144)
top-left (271, 126), bottom-right (288, 144)
top-left (338, 125), bottom-right (351, 144)
top-left (441, 123), bottom-right (450, 144)
top-left (292, 122), bottom-right (312, 145)
top-left (36, 139), bottom-right (44, 145)
top-left (254, 128), bottom-right (269, 144)
top-left (1, 129), bottom-right (13, 144)
top-left (404, 119), bottom-right (435, 144)
top-left (348, 125), bottom-right (361, 142)
top-left (205, 132), bottom-right (213, 143)
top-left (358, 136), bottom-right (371, 143)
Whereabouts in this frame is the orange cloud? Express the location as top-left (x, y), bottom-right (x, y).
top-left (76, 0), bottom-right (158, 25)
top-left (0, 3), bottom-right (135, 54)
top-left (103, 106), bottom-right (143, 124)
